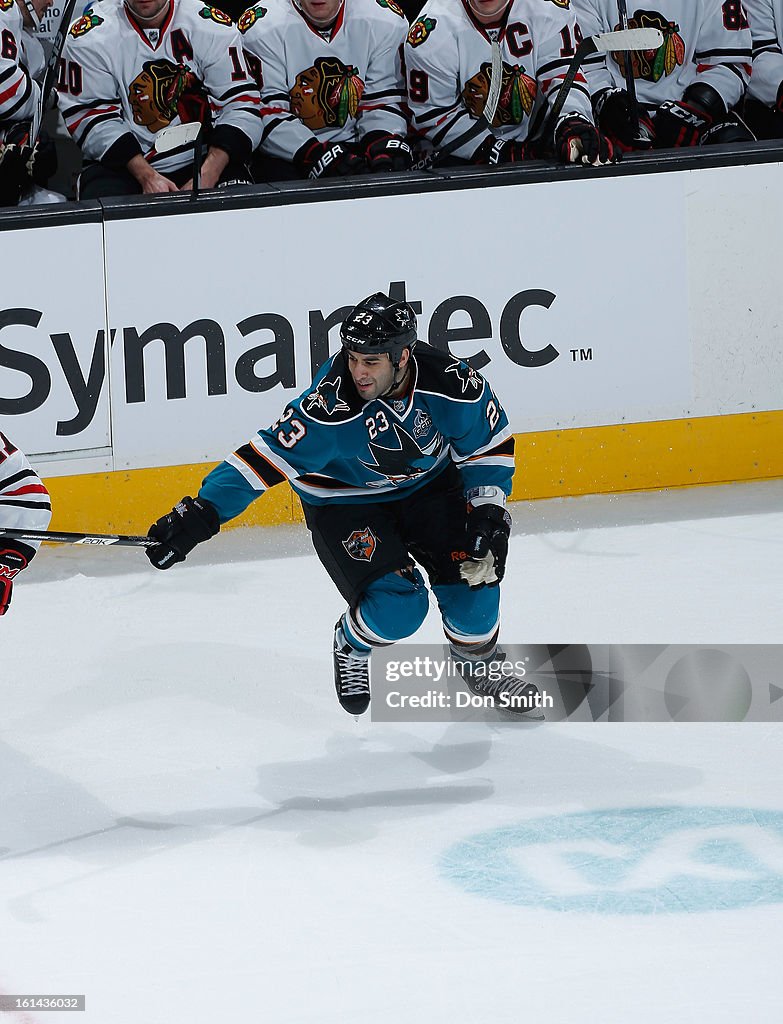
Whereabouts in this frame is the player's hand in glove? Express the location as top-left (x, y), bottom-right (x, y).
top-left (459, 498), bottom-right (512, 588)
top-left (0, 122), bottom-right (57, 206)
top-left (555, 114), bottom-right (619, 166)
top-left (653, 83), bottom-right (726, 148)
top-left (363, 131), bottom-right (413, 172)
top-left (593, 88), bottom-right (655, 151)
top-left (0, 141), bottom-right (29, 207)
top-left (294, 139), bottom-right (366, 179)
top-left (146, 496), bottom-right (220, 570)
top-left (472, 135), bottom-right (537, 165)
top-left (0, 542), bottom-right (32, 616)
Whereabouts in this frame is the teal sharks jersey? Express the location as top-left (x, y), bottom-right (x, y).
top-left (199, 343), bottom-right (515, 520)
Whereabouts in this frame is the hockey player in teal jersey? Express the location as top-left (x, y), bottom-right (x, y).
top-left (145, 292), bottom-right (535, 716)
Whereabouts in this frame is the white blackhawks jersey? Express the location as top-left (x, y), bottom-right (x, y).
top-left (239, 0), bottom-right (408, 160)
top-left (57, 0), bottom-right (263, 174)
top-left (744, 0), bottom-right (783, 104)
top-left (572, 0), bottom-right (752, 110)
top-left (0, 0), bottom-right (45, 126)
top-left (0, 430), bottom-right (51, 548)
top-left (404, 0), bottom-right (595, 160)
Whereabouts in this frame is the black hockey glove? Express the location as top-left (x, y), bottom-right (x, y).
top-left (0, 542), bottom-right (33, 616)
top-left (0, 123), bottom-right (58, 206)
top-left (593, 88), bottom-right (655, 150)
top-left (555, 115), bottom-right (619, 166)
top-left (146, 496), bottom-right (220, 570)
top-left (472, 135), bottom-right (537, 165)
top-left (460, 502), bottom-right (512, 588)
top-left (294, 139), bottom-right (366, 179)
top-left (363, 131), bottom-right (414, 172)
top-left (654, 83), bottom-right (725, 148)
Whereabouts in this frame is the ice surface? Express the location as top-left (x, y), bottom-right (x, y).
top-left (1, 480), bottom-right (781, 1023)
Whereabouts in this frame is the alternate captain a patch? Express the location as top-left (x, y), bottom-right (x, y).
top-left (343, 527), bottom-right (378, 562)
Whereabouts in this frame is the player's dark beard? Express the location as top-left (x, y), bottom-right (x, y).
top-left (379, 361), bottom-right (411, 400)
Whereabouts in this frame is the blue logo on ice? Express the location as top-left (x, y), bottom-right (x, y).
top-left (440, 807), bottom-right (783, 914)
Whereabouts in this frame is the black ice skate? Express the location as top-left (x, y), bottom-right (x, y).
top-left (333, 621), bottom-right (371, 715)
top-left (452, 649), bottom-right (542, 716)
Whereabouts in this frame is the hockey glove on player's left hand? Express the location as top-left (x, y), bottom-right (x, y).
top-left (593, 88), bottom-right (655, 150)
top-left (294, 139), bottom-right (366, 179)
top-left (363, 131), bottom-right (414, 172)
top-left (0, 542), bottom-right (32, 616)
top-left (460, 496), bottom-right (512, 588)
top-left (555, 115), bottom-right (619, 166)
top-left (146, 496), bottom-right (220, 570)
top-left (653, 83), bottom-right (726, 148)
top-left (472, 136), bottom-right (538, 165)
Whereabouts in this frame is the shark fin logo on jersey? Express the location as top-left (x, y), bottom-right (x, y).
top-left (361, 423), bottom-right (444, 486)
top-left (342, 527), bottom-right (378, 562)
top-left (612, 11), bottom-right (685, 82)
top-left (464, 61), bottom-right (537, 126)
top-left (445, 361), bottom-right (483, 394)
top-left (290, 57), bottom-right (364, 130)
top-left (376, 0), bottom-right (405, 17)
top-left (199, 5), bottom-right (233, 24)
top-left (304, 377), bottom-right (351, 417)
top-left (407, 17), bottom-right (437, 47)
top-left (237, 5), bottom-right (267, 32)
top-left (69, 11), bottom-right (104, 36)
top-left (129, 60), bottom-right (207, 133)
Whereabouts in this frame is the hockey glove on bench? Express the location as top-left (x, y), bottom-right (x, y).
top-left (146, 496), bottom-right (220, 570)
top-left (460, 491), bottom-right (512, 588)
top-left (593, 88), bottom-right (656, 151)
top-left (555, 115), bottom-right (619, 166)
top-left (294, 139), bottom-right (365, 179)
top-left (363, 131), bottom-right (413, 172)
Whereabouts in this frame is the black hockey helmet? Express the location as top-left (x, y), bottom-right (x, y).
top-left (340, 293), bottom-right (418, 365)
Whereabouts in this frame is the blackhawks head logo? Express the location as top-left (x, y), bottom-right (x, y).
top-left (129, 60), bottom-right (208, 133)
top-left (199, 4), bottom-right (233, 24)
top-left (290, 57), bottom-right (364, 130)
top-left (463, 60), bottom-right (537, 126)
top-left (407, 16), bottom-right (436, 47)
top-left (0, 0), bottom-right (14, 12)
top-left (69, 11), bottom-right (104, 37)
top-left (611, 10), bottom-right (685, 82)
top-left (237, 4), bottom-right (267, 32)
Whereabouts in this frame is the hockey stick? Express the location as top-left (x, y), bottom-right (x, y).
top-left (411, 38), bottom-right (502, 171)
top-left (154, 121), bottom-right (205, 199)
top-left (0, 527), bottom-right (155, 548)
top-left (616, 0), bottom-right (641, 136)
top-left (541, 27), bottom-right (663, 143)
top-left (29, 0), bottom-right (80, 145)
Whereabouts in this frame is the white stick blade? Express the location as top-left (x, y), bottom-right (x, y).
top-left (593, 27), bottom-right (664, 53)
top-left (484, 41), bottom-right (503, 125)
top-left (155, 122), bottom-right (202, 154)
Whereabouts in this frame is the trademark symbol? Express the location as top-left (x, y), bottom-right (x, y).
top-left (570, 348), bottom-right (593, 362)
